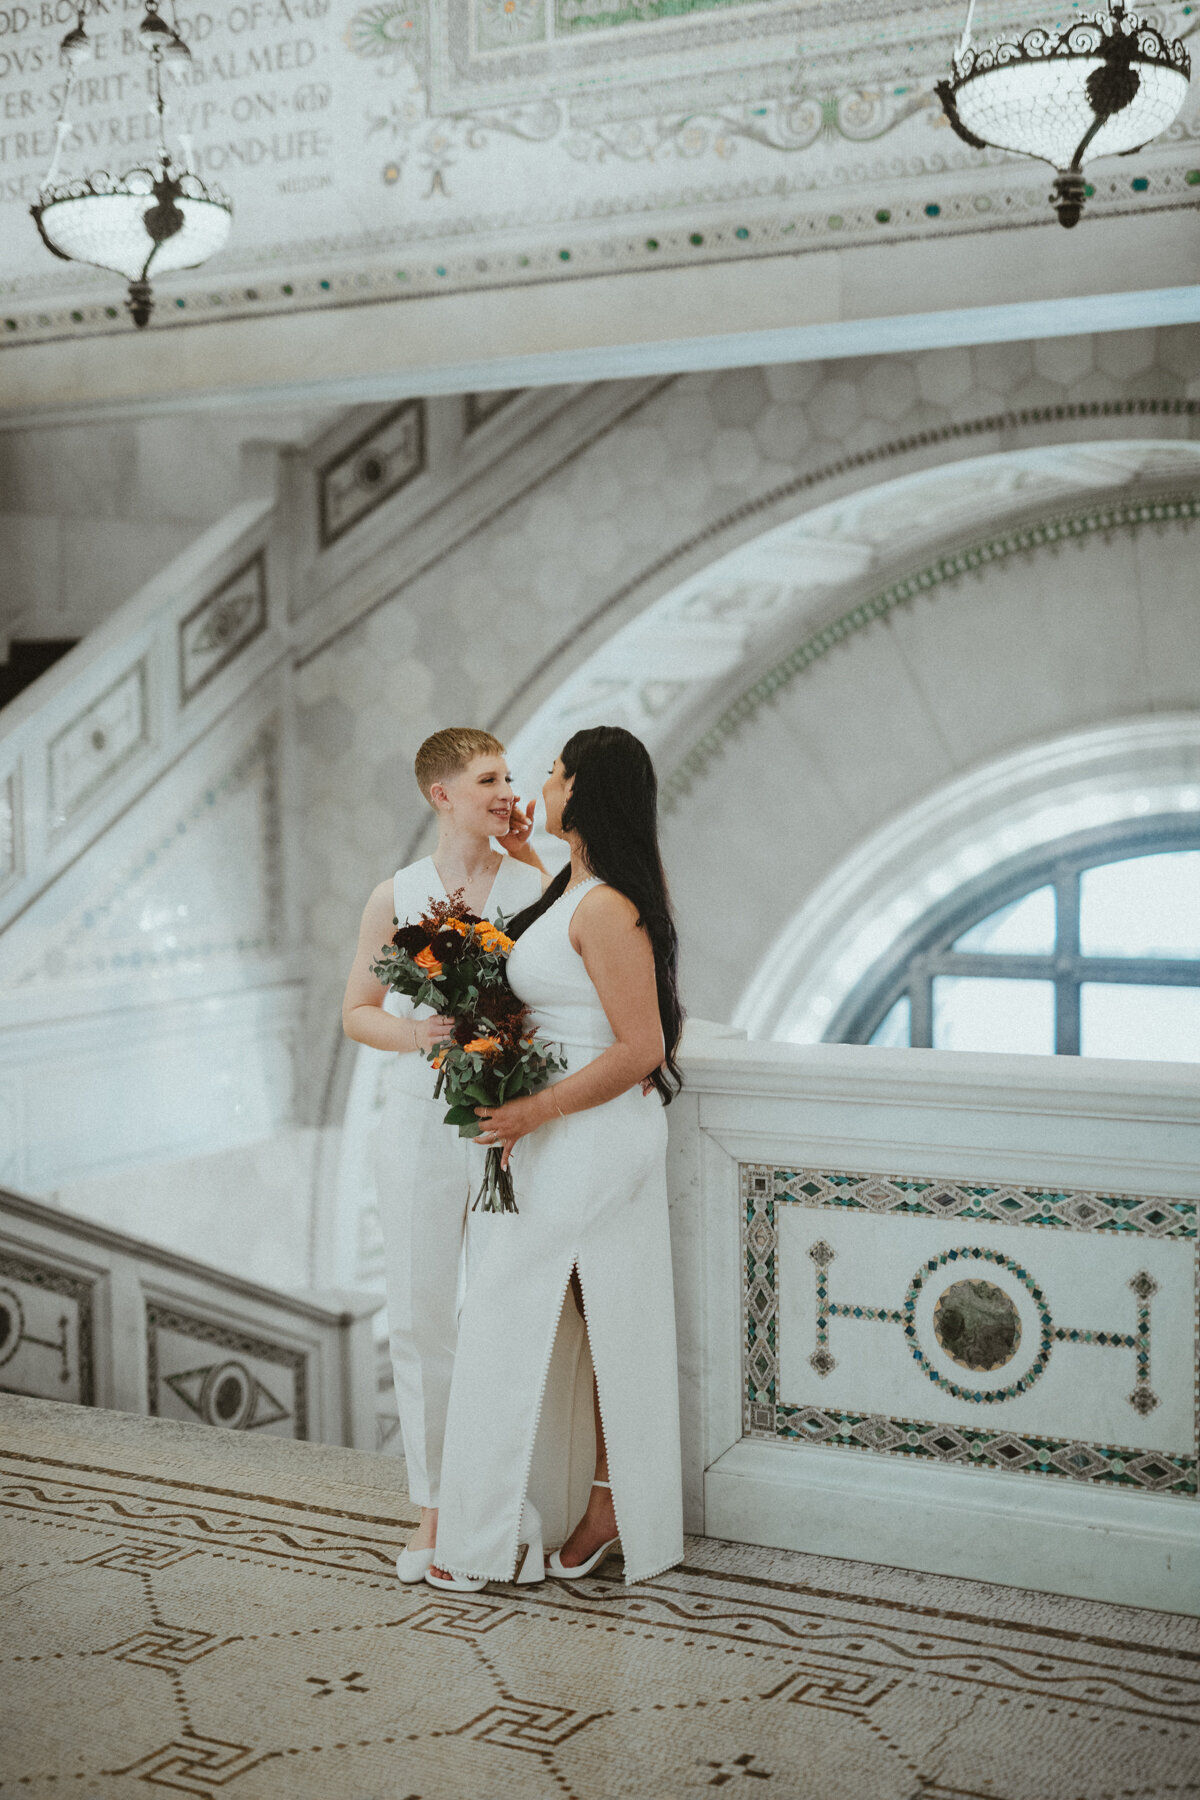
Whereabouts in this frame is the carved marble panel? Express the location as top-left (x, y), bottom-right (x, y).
top-left (47, 661), bottom-right (150, 833)
top-left (465, 390), bottom-right (523, 431)
top-left (0, 768), bottom-right (18, 894)
top-left (179, 554), bottom-right (268, 705)
top-left (0, 1247), bottom-right (95, 1406)
top-left (147, 1302), bottom-right (308, 1439)
top-left (317, 403), bottom-right (426, 548)
top-left (742, 1165), bottom-right (1198, 1498)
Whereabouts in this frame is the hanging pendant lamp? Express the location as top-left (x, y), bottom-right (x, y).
top-left (936, 0), bottom-right (1192, 226)
top-left (31, 3), bottom-right (232, 325)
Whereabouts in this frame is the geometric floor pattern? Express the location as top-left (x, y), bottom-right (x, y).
top-left (2, 1396), bottom-right (1198, 1800)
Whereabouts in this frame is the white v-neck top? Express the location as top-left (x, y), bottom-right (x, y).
top-left (382, 854), bottom-right (544, 1098)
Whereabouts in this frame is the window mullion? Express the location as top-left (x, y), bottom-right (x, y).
top-left (1055, 868), bottom-right (1080, 1056)
top-left (910, 962), bottom-right (933, 1048)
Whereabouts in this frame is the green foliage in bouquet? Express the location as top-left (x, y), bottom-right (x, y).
top-left (370, 887), bottom-right (566, 1212)
top-left (433, 1029), bottom-right (567, 1213)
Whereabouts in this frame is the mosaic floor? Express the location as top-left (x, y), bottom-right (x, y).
top-left (2, 1397), bottom-right (1199, 1800)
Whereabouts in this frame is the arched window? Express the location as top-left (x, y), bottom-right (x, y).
top-left (830, 820), bottom-right (1200, 1063)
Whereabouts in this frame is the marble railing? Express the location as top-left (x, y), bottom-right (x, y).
top-left (0, 1186), bottom-right (381, 1451)
top-left (667, 1035), bottom-right (1200, 1613)
top-left (0, 492), bottom-right (281, 940)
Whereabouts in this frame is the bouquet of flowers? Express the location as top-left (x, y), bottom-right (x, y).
top-left (371, 890), bottom-right (566, 1213)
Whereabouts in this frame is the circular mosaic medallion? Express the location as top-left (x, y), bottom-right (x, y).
top-left (933, 1278), bottom-right (1021, 1371)
top-left (199, 1360), bottom-right (254, 1430)
top-left (903, 1247), bottom-right (1053, 1404)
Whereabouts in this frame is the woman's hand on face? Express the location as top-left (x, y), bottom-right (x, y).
top-left (495, 797), bottom-right (535, 858)
top-left (474, 1095), bottom-right (543, 1170)
top-left (415, 1015), bottom-right (457, 1051)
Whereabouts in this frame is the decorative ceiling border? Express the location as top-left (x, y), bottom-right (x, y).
top-left (3, 161), bottom-right (1197, 350)
top-left (663, 487), bottom-right (1200, 808)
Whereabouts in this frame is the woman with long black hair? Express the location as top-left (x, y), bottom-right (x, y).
top-left (427, 726), bottom-right (686, 1590)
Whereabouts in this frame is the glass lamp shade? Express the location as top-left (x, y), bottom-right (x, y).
top-left (32, 166), bottom-right (231, 281)
top-left (31, 163), bottom-right (231, 322)
top-left (937, 8), bottom-right (1191, 224)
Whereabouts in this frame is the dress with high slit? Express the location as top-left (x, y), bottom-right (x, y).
top-left (434, 876), bottom-right (684, 1585)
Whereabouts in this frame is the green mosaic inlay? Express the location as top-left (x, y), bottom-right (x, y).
top-left (556, 0), bottom-right (760, 32)
top-left (774, 1168), bottom-right (1195, 1239)
top-left (739, 1164), bottom-right (1196, 1499)
top-left (900, 1246), bottom-right (1055, 1405)
top-left (774, 1403), bottom-right (1196, 1497)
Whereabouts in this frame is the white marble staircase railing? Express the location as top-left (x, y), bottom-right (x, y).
top-left (0, 485), bottom-right (283, 940)
top-left (0, 1185), bottom-right (381, 1452)
top-left (667, 1038), bottom-right (1200, 1613)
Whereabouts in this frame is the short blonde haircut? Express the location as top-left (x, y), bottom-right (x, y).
top-left (414, 728), bottom-right (506, 805)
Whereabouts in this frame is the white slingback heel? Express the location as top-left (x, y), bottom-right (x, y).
top-left (546, 1480), bottom-right (620, 1580)
top-left (424, 1499), bottom-right (544, 1592)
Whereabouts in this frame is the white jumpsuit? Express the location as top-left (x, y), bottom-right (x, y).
top-left (373, 854), bottom-right (543, 1509)
top-left (434, 877), bottom-right (685, 1585)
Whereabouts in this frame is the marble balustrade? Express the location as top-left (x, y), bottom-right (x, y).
top-left (667, 1028), bottom-right (1200, 1614)
top-left (0, 1186), bottom-right (381, 1452)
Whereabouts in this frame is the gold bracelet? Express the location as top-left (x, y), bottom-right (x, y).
top-left (552, 1092), bottom-right (567, 1120)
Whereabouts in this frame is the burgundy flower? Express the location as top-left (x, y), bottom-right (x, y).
top-left (478, 982), bottom-right (523, 1022)
top-left (392, 924), bottom-right (430, 956)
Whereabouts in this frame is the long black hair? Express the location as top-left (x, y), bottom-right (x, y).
top-left (506, 726), bottom-right (684, 1103)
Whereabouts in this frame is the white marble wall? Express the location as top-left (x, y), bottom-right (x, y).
top-left (54, 1129), bottom-right (322, 1295)
top-left (0, 666), bottom-right (302, 1203)
top-left (5, 327), bottom-right (1200, 1295)
top-left (287, 329), bottom-right (1200, 1124)
top-left (661, 515), bottom-right (1200, 1023)
top-left (0, 410), bottom-right (336, 648)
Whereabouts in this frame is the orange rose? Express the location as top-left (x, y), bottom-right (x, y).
top-left (463, 1036), bottom-right (502, 1056)
top-left (414, 946), bottom-right (443, 977)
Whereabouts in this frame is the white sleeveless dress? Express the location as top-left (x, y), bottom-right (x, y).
top-left (434, 877), bottom-right (684, 1585)
top-left (374, 854), bottom-right (543, 1509)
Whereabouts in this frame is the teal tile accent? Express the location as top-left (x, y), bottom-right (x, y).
top-left (739, 1164), bottom-right (1196, 1499)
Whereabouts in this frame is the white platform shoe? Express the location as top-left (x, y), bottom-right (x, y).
top-left (424, 1499), bottom-right (544, 1592)
top-left (395, 1544), bottom-right (435, 1584)
top-left (546, 1480), bottom-right (620, 1580)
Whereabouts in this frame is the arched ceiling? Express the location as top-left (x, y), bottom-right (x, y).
top-left (3, 0), bottom-right (1198, 413)
top-left (505, 435), bottom-right (1200, 827)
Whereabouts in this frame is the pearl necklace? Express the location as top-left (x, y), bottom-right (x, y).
top-left (562, 872), bottom-right (596, 897)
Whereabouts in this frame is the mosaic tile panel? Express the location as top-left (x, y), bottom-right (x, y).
top-left (317, 402), bottom-right (427, 548)
top-left (47, 660), bottom-right (150, 832)
top-left (555, 0), bottom-right (762, 31)
top-left (5, 1395), bottom-right (1200, 1798)
top-left (775, 1167), bottom-right (1195, 1239)
top-left (178, 553), bottom-right (268, 705)
top-left (741, 1165), bottom-right (1199, 1498)
top-left (0, 1248), bottom-right (95, 1407)
top-left (146, 1303), bottom-right (308, 1440)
